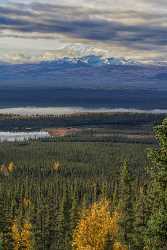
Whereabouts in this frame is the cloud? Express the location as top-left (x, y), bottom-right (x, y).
top-left (0, 1), bottom-right (167, 63)
top-left (0, 4), bottom-right (166, 48)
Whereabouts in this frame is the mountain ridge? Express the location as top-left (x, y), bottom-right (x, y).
top-left (0, 55), bottom-right (167, 91)
top-left (0, 55), bottom-right (140, 66)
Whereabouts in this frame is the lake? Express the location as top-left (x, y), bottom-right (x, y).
top-left (0, 131), bottom-right (50, 142)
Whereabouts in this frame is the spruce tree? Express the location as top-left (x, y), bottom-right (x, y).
top-left (119, 161), bottom-right (134, 249)
top-left (145, 118), bottom-right (167, 250)
top-left (133, 185), bottom-right (147, 250)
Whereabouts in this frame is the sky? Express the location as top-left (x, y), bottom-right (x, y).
top-left (0, 0), bottom-right (167, 64)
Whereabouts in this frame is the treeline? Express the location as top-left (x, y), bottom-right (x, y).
top-left (0, 112), bottom-right (165, 131)
top-left (0, 118), bottom-right (166, 249)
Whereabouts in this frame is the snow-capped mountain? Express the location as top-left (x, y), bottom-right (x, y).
top-left (1, 53), bottom-right (140, 66)
top-left (0, 55), bottom-right (166, 91)
top-left (60, 55), bottom-right (139, 66)
top-left (0, 55), bottom-right (167, 110)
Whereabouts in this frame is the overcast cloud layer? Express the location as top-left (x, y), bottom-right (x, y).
top-left (0, 0), bottom-right (167, 64)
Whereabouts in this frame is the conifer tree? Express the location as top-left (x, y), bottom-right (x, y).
top-left (1, 211), bottom-right (14, 250)
top-left (144, 118), bottom-right (167, 250)
top-left (119, 161), bottom-right (134, 249)
top-left (70, 191), bottom-right (79, 232)
top-left (133, 185), bottom-right (147, 250)
top-left (0, 233), bottom-right (3, 250)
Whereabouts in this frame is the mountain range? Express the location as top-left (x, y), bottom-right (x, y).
top-left (0, 55), bottom-right (167, 90)
top-left (0, 55), bottom-right (167, 110)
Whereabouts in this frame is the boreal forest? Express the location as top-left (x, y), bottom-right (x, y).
top-left (0, 113), bottom-right (166, 250)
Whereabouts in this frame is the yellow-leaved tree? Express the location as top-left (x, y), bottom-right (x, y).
top-left (21, 222), bottom-right (32, 249)
top-left (8, 161), bottom-right (16, 173)
top-left (11, 221), bottom-right (20, 250)
top-left (11, 219), bottom-right (32, 250)
top-left (52, 161), bottom-right (62, 172)
top-left (72, 199), bottom-right (127, 250)
top-left (23, 197), bottom-right (32, 208)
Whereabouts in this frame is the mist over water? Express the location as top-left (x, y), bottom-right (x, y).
top-left (0, 107), bottom-right (167, 116)
top-left (0, 88), bottom-right (167, 110)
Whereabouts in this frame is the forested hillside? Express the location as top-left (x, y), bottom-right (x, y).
top-left (0, 116), bottom-right (166, 249)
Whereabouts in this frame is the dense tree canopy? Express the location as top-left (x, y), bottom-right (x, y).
top-left (0, 114), bottom-right (166, 249)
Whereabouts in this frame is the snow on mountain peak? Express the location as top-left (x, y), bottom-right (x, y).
top-left (50, 55), bottom-right (140, 66)
top-left (0, 51), bottom-right (140, 66)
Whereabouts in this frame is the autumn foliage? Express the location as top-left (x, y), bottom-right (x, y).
top-left (0, 161), bottom-right (16, 176)
top-left (23, 198), bottom-right (32, 208)
top-left (52, 161), bottom-right (62, 172)
top-left (8, 162), bottom-right (16, 173)
top-left (11, 220), bottom-right (32, 250)
top-left (72, 199), bottom-right (127, 250)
